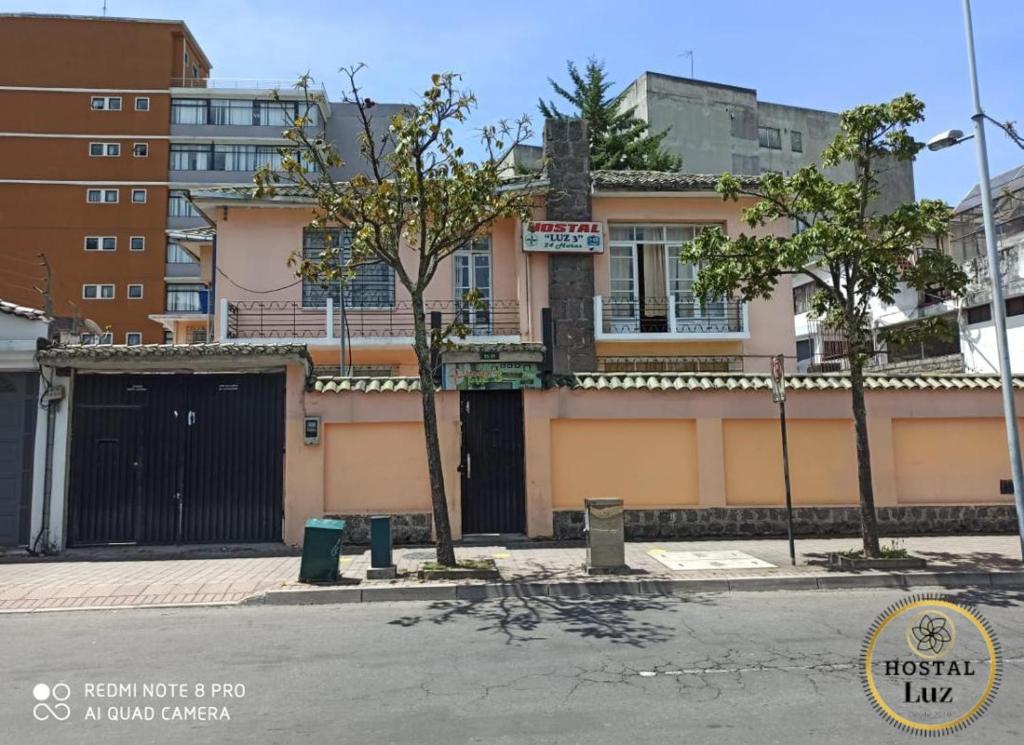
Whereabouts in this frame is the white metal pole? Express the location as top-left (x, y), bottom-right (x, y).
top-left (963, 0), bottom-right (1024, 559)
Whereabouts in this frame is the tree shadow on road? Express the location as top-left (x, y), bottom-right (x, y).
top-left (387, 591), bottom-right (717, 647)
top-left (946, 586), bottom-right (1024, 609)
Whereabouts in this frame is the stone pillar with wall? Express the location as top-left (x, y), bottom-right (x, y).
top-left (544, 118), bottom-right (597, 373)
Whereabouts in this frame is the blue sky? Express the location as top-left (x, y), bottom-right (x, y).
top-left (10, 0), bottom-right (1024, 205)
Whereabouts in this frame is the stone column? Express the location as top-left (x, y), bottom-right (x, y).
top-left (544, 118), bottom-right (597, 373)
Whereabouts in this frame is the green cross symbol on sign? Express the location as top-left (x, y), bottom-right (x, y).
top-left (525, 234), bottom-right (539, 247)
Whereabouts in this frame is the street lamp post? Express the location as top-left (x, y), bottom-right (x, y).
top-left (948, 0), bottom-right (1024, 559)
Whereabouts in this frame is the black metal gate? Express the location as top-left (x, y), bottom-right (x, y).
top-left (68, 373), bottom-right (284, 546)
top-left (459, 389), bottom-right (526, 534)
top-left (0, 372), bottom-right (40, 547)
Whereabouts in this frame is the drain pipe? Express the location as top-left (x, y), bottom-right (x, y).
top-left (38, 394), bottom-right (58, 554)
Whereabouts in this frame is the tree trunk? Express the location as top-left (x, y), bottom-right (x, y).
top-left (848, 360), bottom-right (882, 557)
top-left (410, 291), bottom-right (458, 566)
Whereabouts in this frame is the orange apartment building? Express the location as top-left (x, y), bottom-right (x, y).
top-left (0, 14), bottom-right (210, 344)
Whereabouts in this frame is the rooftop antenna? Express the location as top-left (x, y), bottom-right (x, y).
top-left (102, 1), bottom-right (107, 16)
top-left (679, 50), bottom-right (694, 78)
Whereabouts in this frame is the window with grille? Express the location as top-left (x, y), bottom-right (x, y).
top-left (302, 229), bottom-right (394, 308)
top-left (758, 126), bottom-right (782, 150)
top-left (792, 282), bottom-right (815, 314)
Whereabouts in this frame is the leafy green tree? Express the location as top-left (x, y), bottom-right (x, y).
top-left (681, 94), bottom-right (968, 557)
top-left (257, 67), bottom-right (538, 566)
top-left (540, 58), bottom-right (681, 171)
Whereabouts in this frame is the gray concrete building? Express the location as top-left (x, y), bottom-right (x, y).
top-left (617, 72), bottom-right (915, 211)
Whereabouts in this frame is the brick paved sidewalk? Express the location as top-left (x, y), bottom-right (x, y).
top-left (0, 556), bottom-right (299, 612)
top-left (0, 535), bottom-right (1020, 613)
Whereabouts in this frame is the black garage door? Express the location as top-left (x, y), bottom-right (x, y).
top-left (0, 372), bottom-right (38, 547)
top-left (67, 372), bottom-right (285, 546)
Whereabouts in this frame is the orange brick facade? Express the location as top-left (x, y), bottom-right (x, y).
top-left (0, 15), bottom-right (209, 342)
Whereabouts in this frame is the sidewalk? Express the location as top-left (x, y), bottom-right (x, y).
top-left (0, 535), bottom-right (1021, 613)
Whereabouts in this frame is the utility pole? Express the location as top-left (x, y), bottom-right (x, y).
top-left (36, 253), bottom-right (53, 317)
top-left (962, 0), bottom-right (1024, 560)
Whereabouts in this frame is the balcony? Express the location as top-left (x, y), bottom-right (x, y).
top-left (219, 299), bottom-right (520, 345)
top-left (170, 78), bottom-right (327, 93)
top-left (962, 242), bottom-right (1024, 305)
top-left (594, 296), bottom-right (748, 341)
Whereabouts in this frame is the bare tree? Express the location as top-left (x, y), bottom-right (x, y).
top-left (256, 67), bottom-right (539, 565)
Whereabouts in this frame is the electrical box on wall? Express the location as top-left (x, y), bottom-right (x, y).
top-left (303, 416), bottom-right (321, 445)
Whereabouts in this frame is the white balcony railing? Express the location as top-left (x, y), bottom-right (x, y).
top-left (594, 295), bottom-right (749, 341)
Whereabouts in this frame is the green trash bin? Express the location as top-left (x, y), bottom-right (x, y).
top-left (299, 518), bottom-right (346, 583)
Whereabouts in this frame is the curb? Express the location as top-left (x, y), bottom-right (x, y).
top-left (248, 570), bottom-right (1024, 606)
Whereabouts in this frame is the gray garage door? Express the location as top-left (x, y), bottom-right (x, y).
top-left (0, 372), bottom-right (38, 547)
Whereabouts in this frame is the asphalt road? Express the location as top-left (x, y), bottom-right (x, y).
top-left (1, 587), bottom-right (1021, 745)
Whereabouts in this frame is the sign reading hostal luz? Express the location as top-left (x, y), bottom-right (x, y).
top-left (522, 221), bottom-right (604, 253)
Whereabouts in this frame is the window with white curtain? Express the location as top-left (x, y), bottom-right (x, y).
top-left (607, 223), bottom-right (731, 333)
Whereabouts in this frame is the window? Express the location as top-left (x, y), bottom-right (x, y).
top-left (163, 330), bottom-right (174, 344)
top-left (165, 283), bottom-right (207, 312)
top-left (127, 284), bottom-right (144, 299)
top-left (793, 282), bottom-right (815, 314)
top-left (90, 96), bottom-right (121, 111)
top-left (166, 242), bottom-right (198, 264)
top-left (758, 126), bottom-right (782, 150)
top-left (822, 339), bottom-right (848, 362)
top-left (171, 98), bottom-right (208, 125)
top-left (1006, 296), bottom-right (1024, 317)
top-left (130, 236), bottom-right (145, 251)
top-left (209, 99), bottom-right (254, 126)
top-left (186, 327), bottom-right (208, 344)
top-left (170, 98), bottom-right (318, 127)
top-left (88, 142), bottom-right (120, 157)
top-left (89, 142), bottom-right (120, 156)
top-left (184, 50), bottom-right (190, 65)
top-left (99, 332), bottom-right (114, 344)
top-left (791, 130), bottom-right (803, 153)
top-left (125, 332), bottom-right (143, 346)
top-left (133, 142), bottom-right (149, 158)
top-left (604, 223), bottom-right (736, 334)
top-left (84, 236), bottom-right (117, 251)
top-left (87, 188), bottom-right (119, 203)
top-left (168, 190), bottom-right (198, 217)
top-left (134, 97), bottom-right (150, 111)
top-left (192, 65), bottom-right (200, 79)
top-left (302, 228), bottom-right (394, 308)
top-left (256, 99), bottom-right (318, 127)
top-left (169, 143), bottom-right (310, 172)
top-left (131, 189), bottom-right (147, 204)
top-left (796, 338), bottom-right (813, 362)
top-left (453, 237), bottom-right (492, 333)
top-left (82, 284), bottom-right (115, 299)
top-left (169, 143), bottom-right (212, 170)
top-left (966, 304), bottom-right (992, 325)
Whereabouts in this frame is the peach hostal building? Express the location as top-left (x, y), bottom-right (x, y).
top-left (178, 121), bottom-right (1021, 546)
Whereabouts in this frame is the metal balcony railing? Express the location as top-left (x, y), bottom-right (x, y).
top-left (222, 299), bottom-right (520, 340)
top-left (171, 78), bottom-right (318, 91)
top-left (594, 295), bottom-right (747, 338)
